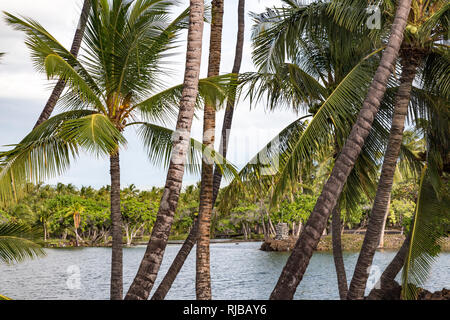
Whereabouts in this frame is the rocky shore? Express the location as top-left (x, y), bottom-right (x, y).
top-left (368, 281), bottom-right (450, 300)
top-left (260, 235), bottom-right (450, 252)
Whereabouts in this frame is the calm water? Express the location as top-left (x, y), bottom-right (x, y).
top-left (1, 242), bottom-right (449, 300)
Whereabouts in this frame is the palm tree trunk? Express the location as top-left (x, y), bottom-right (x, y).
top-left (196, 0), bottom-right (224, 300)
top-left (347, 52), bottom-right (420, 300)
top-left (367, 235), bottom-right (411, 299)
top-left (378, 194), bottom-right (391, 248)
top-left (33, 0), bottom-right (91, 128)
top-left (331, 204), bottom-right (348, 299)
top-left (151, 217), bottom-right (199, 300)
top-left (269, 0), bottom-right (412, 300)
top-left (211, 0), bottom-right (245, 204)
top-left (124, 0), bottom-right (205, 300)
top-left (110, 152), bottom-right (123, 300)
top-left (149, 1), bottom-right (245, 300)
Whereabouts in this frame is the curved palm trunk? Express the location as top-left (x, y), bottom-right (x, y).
top-left (347, 52), bottom-right (420, 300)
top-left (196, 0), bottom-right (224, 300)
top-left (124, 0), bottom-right (205, 300)
top-left (33, 0), bottom-right (91, 128)
top-left (269, 0), bottom-right (412, 300)
top-left (150, 0), bottom-right (245, 300)
top-left (211, 0), bottom-right (245, 204)
top-left (110, 152), bottom-right (123, 300)
top-left (151, 217), bottom-right (199, 300)
top-left (331, 204), bottom-right (348, 299)
top-left (367, 235), bottom-right (411, 299)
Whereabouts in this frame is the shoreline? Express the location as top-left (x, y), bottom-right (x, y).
top-left (43, 234), bottom-right (450, 252)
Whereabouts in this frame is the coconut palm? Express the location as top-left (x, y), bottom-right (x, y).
top-left (196, 0), bottom-right (224, 300)
top-left (347, 0), bottom-right (449, 299)
top-left (266, 0), bottom-right (412, 299)
top-left (227, 0), bottom-right (392, 299)
top-left (125, 0), bottom-right (207, 300)
top-left (2, 0), bottom-right (235, 300)
top-left (34, 0), bottom-right (92, 128)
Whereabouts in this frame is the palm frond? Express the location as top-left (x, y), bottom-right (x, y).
top-left (0, 222), bottom-right (45, 264)
top-left (401, 166), bottom-right (449, 299)
top-left (44, 54), bottom-right (106, 113)
top-left (134, 122), bottom-right (238, 180)
top-left (135, 74), bottom-right (236, 125)
top-left (241, 63), bottom-right (327, 113)
top-left (58, 114), bottom-right (126, 157)
top-left (0, 111), bottom-right (93, 203)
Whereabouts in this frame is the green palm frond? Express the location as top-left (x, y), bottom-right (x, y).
top-left (421, 51), bottom-right (450, 100)
top-left (0, 111), bottom-right (125, 203)
top-left (0, 111), bottom-right (92, 203)
top-left (416, 1), bottom-right (449, 45)
top-left (241, 63), bottom-right (327, 112)
top-left (44, 54), bottom-right (106, 113)
top-left (401, 166), bottom-right (449, 300)
top-left (58, 114), bottom-right (126, 156)
top-left (268, 47), bottom-right (384, 204)
top-left (84, 0), bottom-right (184, 98)
top-left (0, 222), bottom-right (45, 264)
top-left (134, 122), bottom-right (239, 180)
top-left (136, 74), bottom-right (237, 125)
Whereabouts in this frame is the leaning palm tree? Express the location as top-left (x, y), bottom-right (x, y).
top-left (2, 0), bottom-right (234, 300)
top-left (227, 0), bottom-right (394, 299)
top-left (269, 0), bottom-right (412, 299)
top-left (0, 222), bottom-right (46, 300)
top-left (347, 0), bottom-right (449, 299)
top-left (125, 0), bottom-right (207, 300)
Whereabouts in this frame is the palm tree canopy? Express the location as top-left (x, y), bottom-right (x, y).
top-left (0, 0), bottom-right (238, 204)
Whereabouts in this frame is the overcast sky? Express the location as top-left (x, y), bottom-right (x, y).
top-left (0, 0), bottom-right (299, 190)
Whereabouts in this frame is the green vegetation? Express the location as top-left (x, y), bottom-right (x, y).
top-left (0, 169), bottom-right (428, 246)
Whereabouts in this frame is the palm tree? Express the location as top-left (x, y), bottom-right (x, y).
top-left (347, 0), bottom-right (449, 299)
top-left (2, 0), bottom-right (233, 300)
top-left (66, 202), bottom-right (85, 247)
top-left (125, 0), bottom-right (206, 300)
top-left (225, 0), bottom-right (398, 299)
top-left (151, 0), bottom-right (246, 300)
top-left (34, 0), bottom-right (91, 128)
top-left (269, 0), bottom-right (412, 299)
top-left (196, 0), bottom-right (224, 300)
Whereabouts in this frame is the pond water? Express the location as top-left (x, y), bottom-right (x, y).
top-left (1, 242), bottom-right (449, 300)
